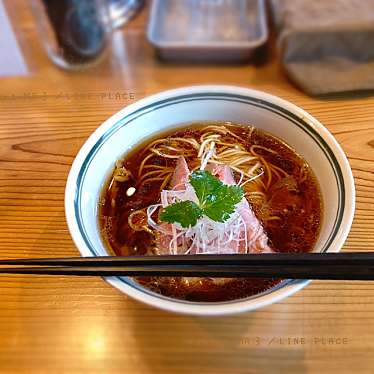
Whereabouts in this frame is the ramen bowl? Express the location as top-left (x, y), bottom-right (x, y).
top-left (65, 85), bottom-right (355, 316)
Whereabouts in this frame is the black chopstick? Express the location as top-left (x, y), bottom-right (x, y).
top-left (1, 252), bottom-right (374, 279)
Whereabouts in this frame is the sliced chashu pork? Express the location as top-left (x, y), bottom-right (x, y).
top-left (155, 156), bottom-right (274, 254)
top-left (206, 163), bottom-right (273, 254)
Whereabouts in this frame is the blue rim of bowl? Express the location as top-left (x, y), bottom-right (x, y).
top-left (74, 92), bottom-right (345, 305)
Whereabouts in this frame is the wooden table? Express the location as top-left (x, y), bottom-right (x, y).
top-left (1, 2), bottom-right (374, 373)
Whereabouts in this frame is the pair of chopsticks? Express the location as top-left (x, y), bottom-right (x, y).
top-left (1, 252), bottom-right (374, 280)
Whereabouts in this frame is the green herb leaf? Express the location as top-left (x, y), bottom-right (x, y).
top-left (189, 170), bottom-right (222, 205)
top-left (190, 170), bottom-right (244, 222)
top-left (202, 183), bottom-right (244, 222)
top-left (159, 170), bottom-right (244, 227)
top-left (160, 200), bottom-right (203, 228)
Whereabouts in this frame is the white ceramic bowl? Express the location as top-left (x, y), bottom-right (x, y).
top-left (65, 85), bottom-right (355, 316)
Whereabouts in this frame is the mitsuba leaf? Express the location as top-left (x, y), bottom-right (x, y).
top-left (160, 200), bottom-right (203, 228)
top-left (189, 170), bottom-right (222, 205)
top-left (159, 170), bottom-right (244, 227)
top-left (202, 184), bottom-right (244, 222)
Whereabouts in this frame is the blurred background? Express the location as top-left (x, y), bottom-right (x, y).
top-left (2, 0), bottom-right (373, 96)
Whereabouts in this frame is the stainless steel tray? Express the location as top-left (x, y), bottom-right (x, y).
top-left (147, 0), bottom-right (268, 62)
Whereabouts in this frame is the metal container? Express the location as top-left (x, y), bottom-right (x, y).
top-left (147, 0), bottom-right (268, 62)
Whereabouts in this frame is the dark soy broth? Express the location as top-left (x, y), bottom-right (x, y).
top-left (99, 123), bottom-right (322, 302)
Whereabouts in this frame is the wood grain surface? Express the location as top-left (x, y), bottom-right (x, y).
top-left (0, 1), bottom-right (374, 373)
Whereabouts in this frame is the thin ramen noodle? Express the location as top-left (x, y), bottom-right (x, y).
top-left (99, 123), bottom-right (322, 302)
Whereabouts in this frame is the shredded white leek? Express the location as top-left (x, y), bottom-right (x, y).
top-left (146, 135), bottom-right (268, 255)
